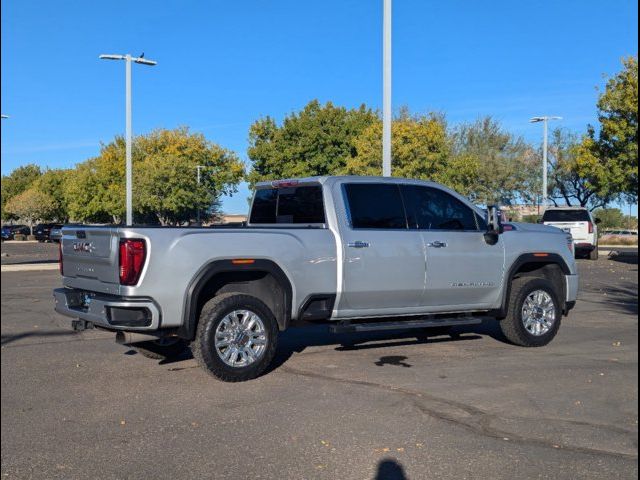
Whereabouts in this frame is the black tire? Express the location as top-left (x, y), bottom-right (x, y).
top-left (135, 338), bottom-right (189, 360)
top-left (192, 292), bottom-right (279, 382)
top-left (589, 247), bottom-right (599, 260)
top-left (499, 277), bottom-right (562, 347)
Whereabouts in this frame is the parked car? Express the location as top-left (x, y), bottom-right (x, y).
top-left (49, 227), bottom-right (63, 243)
top-left (542, 207), bottom-right (600, 260)
top-left (34, 223), bottom-right (63, 242)
top-left (1, 224), bottom-right (30, 241)
top-left (54, 176), bottom-right (578, 382)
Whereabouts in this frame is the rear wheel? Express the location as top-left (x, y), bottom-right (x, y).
top-left (192, 293), bottom-right (279, 382)
top-left (135, 338), bottom-right (189, 360)
top-left (499, 277), bottom-right (561, 347)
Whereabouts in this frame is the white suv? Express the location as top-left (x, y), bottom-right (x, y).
top-left (542, 207), bottom-right (600, 260)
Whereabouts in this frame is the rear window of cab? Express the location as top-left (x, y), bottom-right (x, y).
top-left (250, 185), bottom-right (326, 224)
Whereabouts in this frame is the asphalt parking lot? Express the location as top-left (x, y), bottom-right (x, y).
top-left (1, 254), bottom-right (638, 479)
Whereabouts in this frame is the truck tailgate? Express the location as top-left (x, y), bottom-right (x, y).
top-left (61, 227), bottom-right (120, 292)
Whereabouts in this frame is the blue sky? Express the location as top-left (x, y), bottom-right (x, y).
top-left (1, 0), bottom-right (638, 214)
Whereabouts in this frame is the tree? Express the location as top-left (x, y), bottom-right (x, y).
top-left (569, 57), bottom-right (638, 207)
top-left (593, 207), bottom-right (626, 231)
top-left (344, 112), bottom-right (480, 196)
top-left (594, 56), bottom-right (638, 202)
top-left (547, 128), bottom-right (611, 209)
top-left (1, 164), bottom-right (42, 221)
top-left (33, 169), bottom-right (71, 222)
top-left (64, 128), bottom-right (244, 225)
top-left (247, 100), bottom-right (377, 185)
top-left (4, 188), bottom-right (57, 234)
top-left (451, 117), bottom-right (539, 205)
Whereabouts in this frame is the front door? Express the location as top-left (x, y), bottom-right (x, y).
top-left (338, 183), bottom-right (426, 314)
top-left (401, 185), bottom-right (505, 309)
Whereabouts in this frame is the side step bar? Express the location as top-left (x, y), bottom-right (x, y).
top-left (329, 317), bottom-right (485, 334)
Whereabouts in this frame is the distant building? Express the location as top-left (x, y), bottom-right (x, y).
top-left (219, 213), bottom-right (247, 224)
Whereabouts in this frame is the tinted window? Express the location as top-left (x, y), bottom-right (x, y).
top-left (250, 189), bottom-right (278, 223)
top-left (250, 186), bottom-right (325, 224)
top-left (542, 210), bottom-right (591, 222)
top-left (345, 184), bottom-right (407, 229)
top-left (276, 186), bottom-right (325, 223)
top-left (401, 185), bottom-right (484, 231)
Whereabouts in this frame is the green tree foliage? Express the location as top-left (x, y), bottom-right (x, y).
top-left (4, 188), bottom-right (57, 234)
top-left (1, 164), bottom-right (42, 220)
top-left (247, 100), bottom-right (377, 185)
top-left (574, 57), bottom-right (638, 205)
top-left (593, 207), bottom-right (626, 231)
top-left (33, 169), bottom-right (71, 222)
top-left (547, 128), bottom-right (609, 209)
top-left (451, 117), bottom-right (539, 205)
top-left (64, 128), bottom-right (244, 225)
top-left (344, 112), bottom-right (480, 196)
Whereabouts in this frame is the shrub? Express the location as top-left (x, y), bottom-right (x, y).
top-left (13, 234), bottom-right (26, 241)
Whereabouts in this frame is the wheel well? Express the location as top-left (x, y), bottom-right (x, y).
top-left (178, 260), bottom-right (292, 340)
top-left (494, 257), bottom-right (569, 319)
top-left (513, 262), bottom-right (565, 302)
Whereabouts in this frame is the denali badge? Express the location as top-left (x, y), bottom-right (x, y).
top-left (73, 242), bottom-right (95, 253)
top-left (450, 281), bottom-right (495, 288)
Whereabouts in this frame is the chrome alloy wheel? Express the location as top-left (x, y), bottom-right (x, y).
top-left (214, 310), bottom-right (267, 367)
top-left (521, 290), bottom-right (556, 336)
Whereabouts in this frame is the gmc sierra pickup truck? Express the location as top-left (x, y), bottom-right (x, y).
top-left (54, 176), bottom-right (578, 382)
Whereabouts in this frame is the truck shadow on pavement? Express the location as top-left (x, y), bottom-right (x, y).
top-left (0, 330), bottom-right (76, 346)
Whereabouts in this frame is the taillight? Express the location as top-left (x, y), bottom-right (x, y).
top-left (59, 242), bottom-right (63, 276)
top-left (588, 222), bottom-right (594, 234)
top-left (119, 239), bottom-right (146, 286)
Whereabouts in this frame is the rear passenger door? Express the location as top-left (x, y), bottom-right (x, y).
top-left (401, 185), bottom-right (505, 308)
top-left (338, 183), bottom-right (426, 314)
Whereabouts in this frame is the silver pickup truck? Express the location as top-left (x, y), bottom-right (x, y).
top-left (54, 176), bottom-right (578, 381)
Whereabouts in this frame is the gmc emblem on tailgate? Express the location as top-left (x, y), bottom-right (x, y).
top-left (73, 242), bottom-right (95, 253)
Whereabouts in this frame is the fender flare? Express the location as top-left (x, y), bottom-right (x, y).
top-left (177, 259), bottom-right (293, 340)
top-left (493, 253), bottom-right (571, 318)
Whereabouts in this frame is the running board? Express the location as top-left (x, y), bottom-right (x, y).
top-left (329, 317), bottom-right (484, 334)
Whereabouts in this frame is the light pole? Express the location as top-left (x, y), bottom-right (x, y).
top-left (530, 116), bottom-right (562, 209)
top-left (196, 165), bottom-right (206, 225)
top-left (99, 53), bottom-right (157, 226)
top-left (382, 0), bottom-right (392, 177)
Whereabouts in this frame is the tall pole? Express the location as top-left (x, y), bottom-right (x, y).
top-left (382, 0), bottom-right (392, 177)
top-left (125, 55), bottom-right (133, 226)
top-left (542, 118), bottom-right (548, 208)
top-left (196, 166), bottom-right (202, 225)
top-left (100, 53), bottom-right (156, 226)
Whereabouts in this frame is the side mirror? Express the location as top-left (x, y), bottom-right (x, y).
top-left (484, 205), bottom-right (503, 245)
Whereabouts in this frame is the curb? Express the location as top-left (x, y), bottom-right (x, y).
top-left (1, 263), bottom-right (59, 272)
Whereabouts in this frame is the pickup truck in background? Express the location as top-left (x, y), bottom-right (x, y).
top-left (54, 176), bottom-right (578, 382)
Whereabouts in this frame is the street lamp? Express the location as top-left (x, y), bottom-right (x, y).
top-left (530, 116), bottom-right (562, 209)
top-left (382, 0), bottom-right (392, 177)
top-left (99, 53), bottom-right (157, 226)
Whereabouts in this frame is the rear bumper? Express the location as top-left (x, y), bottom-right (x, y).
top-left (574, 242), bottom-right (596, 251)
top-left (53, 288), bottom-right (161, 331)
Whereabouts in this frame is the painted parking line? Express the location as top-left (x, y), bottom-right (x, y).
top-left (1, 263), bottom-right (59, 272)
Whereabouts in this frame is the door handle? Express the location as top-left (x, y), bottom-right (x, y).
top-left (347, 241), bottom-right (370, 248)
top-left (427, 241), bottom-right (447, 248)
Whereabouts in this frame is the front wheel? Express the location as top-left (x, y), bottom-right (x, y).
top-left (499, 277), bottom-right (562, 347)
top-left (192, 293), bottom-right (279, 382)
